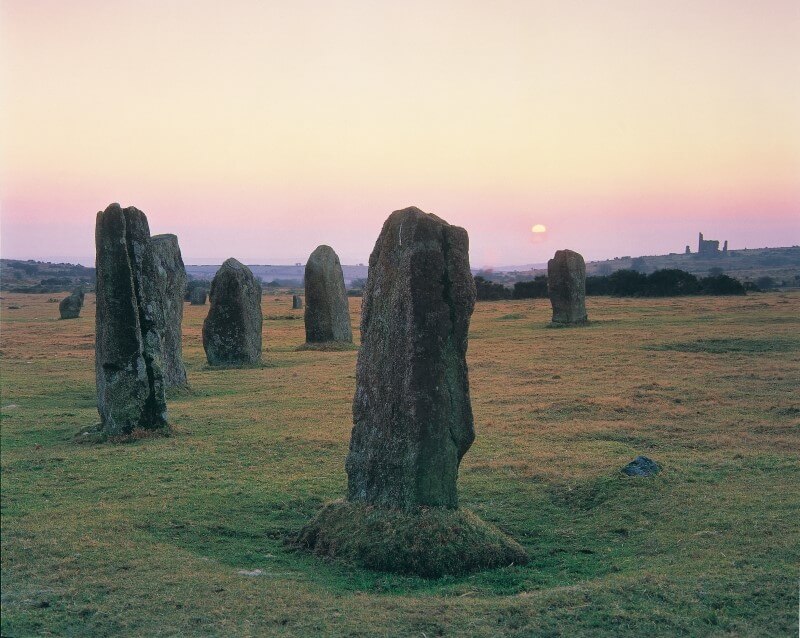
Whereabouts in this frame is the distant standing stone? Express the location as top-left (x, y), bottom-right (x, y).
top-left (150, 234), bottom-right (188, 389)
top-left (292, 294), bottom-right (303, 310)
top-left (547, 249), bottom-right (588, 324)
top-left (95, 203), bottom-right (168, 434)
top-left (202, 258), bottom-right (262, 365)
top-left (346, 207), bottom-right (476, 509)
top-left (304, 246), bottom-right (352, 344)
top-left (621, 456), bottom-right (661, 477)
top-left (59, 287), bottom-right (85, 319)
top-left (189, 288), bottom-right (207, 305)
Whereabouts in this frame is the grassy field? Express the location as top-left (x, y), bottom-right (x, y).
top-left (1, 291), bottom-right (798, 637)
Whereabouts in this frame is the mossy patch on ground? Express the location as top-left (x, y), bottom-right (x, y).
top-left (294, 501), bottom-right (528, 578)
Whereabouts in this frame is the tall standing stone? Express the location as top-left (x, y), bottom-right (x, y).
top-left (59, 287), bottom-right (85, 319)
top-left (95, 203), bottom-right (167, 435)
top-left (202, 258), bottom-right (262, 365)
top-left (150, 234), bottom-right (188, 389)
top-left (292, 294), bottom-right (303, 310)
top-left (346, 207), bottom-right (476, 509)
top-left (304, 246), bottom-right (352, 344)
top-left (547, 249), bottom-right (588, 325)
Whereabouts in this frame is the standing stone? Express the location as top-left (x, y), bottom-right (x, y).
top-left (346, 207), bottom-right (476, 509)
top-left (304, 246), bottom-right (352, 344)
top-left (95, 203), bottom-right (167, 435)
top-left (189, 288), bottom-right (207, 305)
top-left (59, 287), bottom-right (85, 319)
top-left (202, 258), bottom-right (262, 365)
top-left (150, 234), bottom-right (188, 389)
top-left (292, 294), bottom-right (303, 310)
top-left (547, 249), bottom-right (588, 324)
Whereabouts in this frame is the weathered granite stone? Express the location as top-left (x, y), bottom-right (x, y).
top-left (292, 294), bottom-right (303, 310)
top-left (59, 287), bottom-right (85, 319)
top-left (202, 258), bottom-right (262, 365)
top-left (346, 207), bottom-right (476, 509)
top-left (95, 203), bottom-right (168, 435)
top-left (547, 249), bottom-right (588, 324)
top-left (189, 288), bottom-right (207, 305)
top-left (150, 234), bottom-right (188, 389)
top-left (621, 456), bottom-right (661, 477)
top-left (304, 246), bottom-right (352, 344)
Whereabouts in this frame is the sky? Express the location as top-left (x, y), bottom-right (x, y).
top-left (1, 0), bottom-right (799, 267)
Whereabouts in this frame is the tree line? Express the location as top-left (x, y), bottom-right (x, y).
top-left (474, 268), bottom-right (750, 301)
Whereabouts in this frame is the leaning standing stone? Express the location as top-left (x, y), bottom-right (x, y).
top-left (547, 249), bottom-right (588, 324)
top-left (59, 287), bottom-right (85, 319)
top-left (202, 258), bottom-right (262, 365)
top-left (292, 294), bottom-right (303, 310)
top-left (346, 207), bottom-right (476, 509)
top-left (95, 203), bottom-right (168, 435)
top-left (150, 234), bottom-right (188, 389)
top-left (304, 245), bottom-right (352, 344)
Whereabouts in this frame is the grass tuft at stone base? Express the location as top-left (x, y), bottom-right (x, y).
top-left (294, 500), bottom-right (528, 578)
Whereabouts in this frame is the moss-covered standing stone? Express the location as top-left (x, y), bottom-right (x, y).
top-left (304, 245), bottom-right (352, 344)
top-left (59, 287), bottom-right (84, 319)
top-left (150, 234), bottom-right (188, 389)
top-left (346, 207), bottom-right (476, 509)
top-left (547, 249), bottom-right (588, 324)
top-left (95, 203), bottom-right (168, 435)
top-left (202, 258), bottom-right (262, 365)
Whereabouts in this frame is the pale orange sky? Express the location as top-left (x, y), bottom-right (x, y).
top-left (1, 0), bottom-right (799, 266)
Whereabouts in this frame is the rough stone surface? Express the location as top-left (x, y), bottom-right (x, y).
top-left (547, 249), bottom-right (588, 324)
top-left (621, 456), bottom-right (661, 477)
top-left (304, 246), bottom-right (352, 344)
top-left (149, 234), bottom-right (188, 389)
top-left (346, 207), bottom-right (476, 509)
top-left (202, 258), bottom-right (262, 365)
top-left (95, 203), bottom-right (168, 435)
top-left (189, 288), bottom-right (207, 305)
top-left (292, 294), bottom-right (303, 310)
top-left (59, 287), bottom-right (85, 319)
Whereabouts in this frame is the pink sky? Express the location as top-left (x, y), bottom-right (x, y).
top-left (1, 0), bottom-right (799, 267)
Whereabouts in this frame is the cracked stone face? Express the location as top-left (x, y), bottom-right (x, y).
top-left (547, 249), bottom-right (588, 324)
top-left (95, 203), bottom-right (168, 435)
top-left (345, 207), bottom-right (476, 509)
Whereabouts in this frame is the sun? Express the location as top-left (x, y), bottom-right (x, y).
top-left (531, 224), bottom-right (547, 233)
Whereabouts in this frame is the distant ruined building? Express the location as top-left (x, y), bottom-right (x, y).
top-left (696, 233), bottom-right (728, 257)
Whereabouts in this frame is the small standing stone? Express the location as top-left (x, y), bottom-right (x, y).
top-left (292, 294), bottom-right (303, 310)
top-left (547, 249), bottom-right (588, 324)
top-left (189, 288), bottom-right (207, 305)
top-left (304, 245), bottom-right (352, 344)
top-left (149, 234), bottom-right (188, 389)
top-left (202, 258), bottom-right (262, 365)
top-left (346, 207), bottom-right (476, 509)
top-left (59, 287), bottom-right (85, 319)
top-left (95, 203), bottom-right (167, 435)
top-left (621, 456), bottom-right (661, 477)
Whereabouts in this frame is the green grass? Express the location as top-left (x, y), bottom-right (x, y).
top-left (646, 336), bottom-right (800, 354)
top-left (1, 291), bottom-right (799, 636)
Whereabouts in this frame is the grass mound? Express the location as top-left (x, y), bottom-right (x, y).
top-left (294, 501), bottom-right (528, 578)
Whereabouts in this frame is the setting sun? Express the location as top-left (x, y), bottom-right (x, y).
top-left (532, 224), bottom-right (547, 233)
